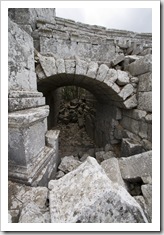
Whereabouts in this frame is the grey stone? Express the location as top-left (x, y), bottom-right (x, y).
top-left (56, 58), bottom-right (65, 74)
top-left (87, 61), bottom-right (98, 78)
top-left (127, 54), bottom-right (152, 76)
top-left (111, 54), bottom-right (125, 66)
top-left (8, 209), bottom-right (20, 223)
top-left (8, 212), bottom-right (12, 223)
top-left (140, 48), bottom-right (152, 56)
top-left (80, 153), bottom-right (90, 162)
top-left (118, 84), bottom-right (134, 100)
top-left (95, 151), bottom-right (105, 163)
top-left (104, 68), bottom-right (117, 83)
top-left (58, 156), bottom-right (81, 173)
top-left (138, 92), bottom-right (152, 112)
top-left (138, 72), bottom-right (152, 92)
top-left (130, 77), bottom-right (139, 83)
top-left (142, 139), bottom-right (152, 151)
top-left (56, 170), bottom-right (65, 179)
top-left (141, 175), bottom-right (152, 184)
top-left (96, 64), bottom-right (109, 82)
top-left (116, 70), bottom-right (129, 85)
top-left (141, 184), bottom-right (152, 221)
top-left (45, 130), bottom-right (60, 148)
top-left (36, 64), bottom-right (46, 80)
top-left (123, 109), bottom-right (147, 120)
top-left (119, 151), bottom-right (152, 181)
top-left (121, 138), bottom-right (143, 157)
top-left (39, 56), bottom-right (57, 77)
top-left (139, 121), bottom-right (148, 139)
top-left (145, 114), bottom-right (152, 123)
top-left (123, 94), bottom-right (138, 109)
top-left (134, 196), bottom-right (150, 222)
top-left (65, 59), bottom-right (76, 74)
top-left (132, 45), bottom-right (143, 55)
top-left (104, 143), bottom-right (114, 152)
top-left (48, 157), bottom-right (148, 223)
top-left (101, 158), bottom-right (126, 188)
top-left (75, 58), bottom-right (88, 75)
top-left (19, 202), bottom-right (45, 223)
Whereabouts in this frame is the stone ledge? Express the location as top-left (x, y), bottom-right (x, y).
top-left (8, 106), bottom-right (49, 127)
top-left (8, 90), bottom-right (43, 98)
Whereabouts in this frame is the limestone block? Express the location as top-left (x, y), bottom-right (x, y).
top-left (19, 202), bottom-right (45, 223)
top-left (121, 138), bottom-right (143, 157)
top-left (130, 77), bottom-right (139, 83)
top-left (123, 94), bottom-right (137, 109)
top-left (118, 84), bottom-right (134, 100)
top-left (36, 64), bottom-right (46, 80)
top-left (116, 70), bottom-right (129, 85)
top-left (45, 130), bottom-right (60, 149)
top-left (8, 18), bottom-right (37, 92)
top-left (138, 92), bottom-right (152, 112)
top-left (75, 58), bottom-right (88, 75)
top-left (123, 109), bottom-right (147, 120)
top-left (127, 54), bottom-right (152, 76)
top-left (8, 90), bottom-right (43, 98)
top-left (58, 156), bottom-right (81, 173)
top-left (87, 61), bottom-right (98, 78)
top-left (8, 97), bottom-right (45, 112)
top-left (101, 158), bottom-right (126, 188)
top-left (96, 64), bottom-right (109, 82)
top-left (139, 121), bottom-right (148, 139)
top-left (134, 196), bottom-right (151, 222)
top-left (145, 114), bottom-right (152, 123)
top-left (48, 157), bottom-right (148, 223)
top-left (141, 185), bottom-right (152, 221)
top-left (104, 68), bottom-right (117, 83)
top-left (119, 151), bottom-right (152, 181)
top-left (111, 54), bottom-right (125, 66)
top-left (39, 56), bottom-right (57, 77)
top-left (56, 58), bottom-right (65, 74)
top-left (138, 72), bottom-right (152, 92)
top-left (65, 60), bottom-right (76, 74)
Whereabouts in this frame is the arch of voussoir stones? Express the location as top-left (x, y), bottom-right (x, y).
top-left (36, 52), bottom-right (138, 109)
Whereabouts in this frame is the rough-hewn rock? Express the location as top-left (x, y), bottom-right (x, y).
top-left (96, 64), bottom-right (109, 82)
top-left (119, 151), bottom-right (152, 181)
top-left (48, 157), bottom-right (148, 223)
top-left (116, 70), bottom-right (129, 85)
top-left (141, 184), bottom-right (152, 221)
top-left (39, 55), bottom-right (57, 77)
top-left (87, 61), bottom-right (98, 78)
top-left (58, 156), bottom-right (81, 173)
top-left (121, 138), bottom-right (143, 157)
top-left (138, 92), bottom-right (152, 112)
top-left (101, 158), bottom-right (126, 188)
top-left (118, 84), bottom-right (134, 100)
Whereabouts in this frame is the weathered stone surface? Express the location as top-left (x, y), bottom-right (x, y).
top-left (118, 84), bottom-right (134, 100)
top-left (123, 109), bottom-right (147, 120)
top-left (130, 77), bottom-right (139, 83)
top-left (138, 72), bottom-right (152, 92)
top-left (141, 176), bottom-right (152, 184)
top-left (96, 64), bottom-right (109, 82)
top-left (55, 170), bottom-right (65, 179)
top-left (45, 130), bottom-right (60, 148)
top-left (8, 18), bottom-right (37, 92)
top-left (119, 151), bottom-right (152, 181)
top-left (56, 58), bottom-right (65, 74)
top-left (134, 196), bottom-right (151, 222)
top-left (104, 143), bottom-right (114, 152)
top-left (101, 158), bottom-right (126, 188)
top-left (87, 61), bottom-right (98, 78)
top-left (127, 54), bottom-right (152, 76)
top-left (58, 156), bottom-right (81, 173)
top-left (48, 157), bottom-right (148, 223)
top-left (141, 184), bottom-right (152, 221)
top-left (145, 114), bottom-right (152, 123)
top-left (8, 97), bottom-right (45, 112)
top-left (36, 64), bottom-right (46, 80)
top-left (39, 56), bottom-right (57, 77)
top-left (138, 92), bottom-right (152, 112)
top-left (123, 94), bottom-right (137, 109)
top-left (104, 68), bottom-right (117, 83)
top-left (116, 70), bottom-right (129, 85)
top-left (65, 59), bottom-right (76, 74)
top-left (111, 54), bottom-right (125, 66)
top-left (121, 138), bottom-right (143, 157)
top-left (75, 58), bottom-right (88, 75)
top-left (19, 202), bottom-right (45, 223)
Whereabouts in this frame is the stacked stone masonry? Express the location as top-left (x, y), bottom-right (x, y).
top-left (8, 8), bottom-right (152, 223)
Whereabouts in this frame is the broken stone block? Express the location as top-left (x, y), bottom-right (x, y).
top-left (48, 157), bottom-right (148, 223)
top-left (95, 151), bottom-right (105, 163)
top-left (111, 54), bottom-right (125, 66)
top-left (101, 158), bottom-right (126, 189)
top-left (127, 54), bottom-right (152, 76)
top-left (119, 151), bottom-right (152, 181)
top-left (104, 68), bottom-right (117, 83)
top-left (56, 58), bottom-right (65, 74)
top-left (116, 70), bottom-right (129, 85)
top-left (58, 156), bottom-right (81, 173)
top-left (134, 196), bottom-right (151, 222)
top-left (141, 184), bottom-right (152, 222)
top-left (45, 130), bottom-right (60, 149)
top-left (121, 138), bottom-right (143, 157)
top-left (55, 170), bottom-right (65, 179)
top-left (123, 94), bottom-right (137, 109)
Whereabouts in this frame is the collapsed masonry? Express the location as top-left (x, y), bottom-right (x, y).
top-left (8, 8), bottom-right (152, 223)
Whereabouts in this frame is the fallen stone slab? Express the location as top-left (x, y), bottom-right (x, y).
top-left (101, 158), bottom-right (126, 189)
top-left (119, 151), bottom-right (152, 181)
top-left (121, 138), bottom-right (144, 157)
top-left (58, 156), bottom-right (81, 173)
top-left (48, 157), bottom-right (148, 223)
